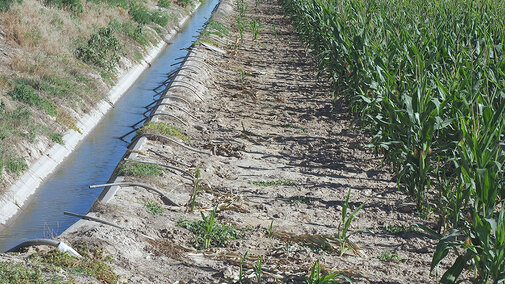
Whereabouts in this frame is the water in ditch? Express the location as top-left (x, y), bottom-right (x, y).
top-left (0, 0), bottom-right (220, 251)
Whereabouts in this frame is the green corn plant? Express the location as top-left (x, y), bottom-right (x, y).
top-left (306, 259), bottom-right (351, 284)
top-left (201, 206), bottom-right (218, 249)
top-left (188, 164), bottom-right (202, 212)
top-left (337, 189), bottom-right (366, 256)
top-left (239, 251), bottom-right (249, 283)
top-left (266, 220), bottom-right (274, 239)
top-left (249, 18), bottom-right (262, 41)
top-left (253, 256), bottom-right (263, 284)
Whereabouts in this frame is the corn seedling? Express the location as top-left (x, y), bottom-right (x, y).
top-left (306, 259), bottom-right (351, 284)
top-left (188, 164), bottom-right (203, 211)
top-left (253, 256), bottom-right (263, 284)
top-left (266, 220), bottom-right (274, 239)
top-left (337, 189), bottom-right (365, 256)
top-left (201, 206), bottom-right (217, 249)
top-left (249, 18), bottom-right (262, 41)
top-left (239, 251), bottom-right (249, 283)
top-left (238, 69), bottom-right (247, 87)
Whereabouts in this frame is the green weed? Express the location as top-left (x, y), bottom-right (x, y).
top-left (280, 123), bottom-right (305, 132)
top-left (177, 210), bottom-right (240, 249)
top-left (117, 160), bottom-right (162, 177)
top-left (202, 19), bottom-right (229, 38)
top-left (75, 27), bottom-right (122, 72)
top-left (8, 84), bottom-right (56, 116)
top-left (144, 201), bottom-right (163, 215)
top-left (49, 132), bottom-right (64, 144)
top-left (158, 0), bottom-right (171, 9)
top-left (176, 0), bottom-right (193, 7)
top-left (379, 251), bottom-right (402, 263)
top-left (138, 121), bottom-right (189, 141)
top-left (6, 156), bottom-right (28, 176)
top-left (34, 245), bottom-right (118, 283)
top-left (45, 0), bottom-right (83, 14)
top-left (0, 262), bottom-right (44, 283)
top-left (382, 225), bottom-right (419, 235)
top-left (0, 0), bottom-right (20, 12)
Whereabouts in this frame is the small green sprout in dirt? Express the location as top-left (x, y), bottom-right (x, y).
top-left (117, 160), bottom-right (163, 177)
top-left (306, 258), bottom-right (351, 284)
top-left (266, 220), bottom-right (274, 239)
top-left (286, 196), bottom-right (311, 204)
top-left (382, 224), bottom-right (419, 235)
top-left (254, 256), bottom-right (263, 284)
top-left (238, 68), bottom-right (247, 87)
top-left (144, 201), bottom-right (163, 215)
top-left (236, 0), bottom-right (248, 16)
top-left (337, 189), bottom-right (366, 256)
top-left (138, 121), bottom-right (189, 141)
top-left (249, 18), bottom-right (263, 41)
top-left (239, 251), bottom-right (249, 283)
top-left (188, 163), bottom-right (203, 211)
top-left (32, 245), bottom-right (118, 283)
top-left (249, 179), bottom-right (298, 187)
top-left (177, 208), bottom-right (240, 249)
top-left (280, 123), bottom-right (305, 132)
top-left (379, 251), bottom-right (402, 263)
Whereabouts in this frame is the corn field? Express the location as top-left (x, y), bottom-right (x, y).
top-left (279, 0), bottom-right (505, 282)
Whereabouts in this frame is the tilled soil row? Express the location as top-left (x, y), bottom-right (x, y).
top-left (11, 0), bottom-right (445, 282)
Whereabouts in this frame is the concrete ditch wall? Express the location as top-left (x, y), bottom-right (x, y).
top-left (0, 4), bottom-right (201, 227)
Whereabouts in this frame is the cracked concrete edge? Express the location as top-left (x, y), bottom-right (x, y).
top-left (0, 2), bottom-right (202, 228)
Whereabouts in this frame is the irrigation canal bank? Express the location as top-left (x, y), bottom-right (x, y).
top-left (0, 0), bottom-right (220, 252)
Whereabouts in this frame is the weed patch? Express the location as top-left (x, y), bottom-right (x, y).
top-left (202, 19), bottom-right (229, 38)
top-left (8, 84), bottom-right (56, 116)
top-left (382, 225), bottom-right (419, 235)
top-left (280, 123), bottom-right (305, 132)
top-left (34, 245), bottom-right (118, 283)
top-left (158, 0), bottom-right (171, 9)
top-left (176, 0), bottom-right (193, 7)
top-left (117, 160), bottom-right (163, 177)
top-left (0, 261), bottom-right (44, 283)
top-left (0, 0), bottom-right (20, 12)
top-left (138, 121), bottom-right (189, 141)
top-left (45, 0), bottom-right (83, 14)
top-left (75, 27), bottom-right (122, 72)
top-left (177, 213), bottom-right (240, 249)
top-left (144, 201), bottom-right (163, 215)
top-left (379, 251), bottom-right (402, 262)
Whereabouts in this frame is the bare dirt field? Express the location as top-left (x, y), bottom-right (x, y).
top-left (1, 0), bottom-right (452, 282)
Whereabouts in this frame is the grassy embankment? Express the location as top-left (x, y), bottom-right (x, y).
top-left (280, 0), bottom-right (505, 282)
top-left (0, 0), bottom-right (200, 189)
